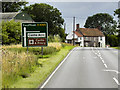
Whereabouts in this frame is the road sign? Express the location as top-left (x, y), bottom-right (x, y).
top-left (22, 22), bottom-right (48, 47)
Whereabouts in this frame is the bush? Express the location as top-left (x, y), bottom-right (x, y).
top-left (48, 35), bottom-right (61, 42)
top-left (106, 35), bottom-right (118, 47)
top-left (1, 20), bottom-right (21, 45)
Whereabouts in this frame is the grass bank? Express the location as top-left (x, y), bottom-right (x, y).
top-left (10, 45), bottom-right (74, 88)
top-left (2, 43), bottom-right (75, 88)
top-left (2, 43), bottom-right (61, 88)
top-left (111, 47), bottom-right (120, 50)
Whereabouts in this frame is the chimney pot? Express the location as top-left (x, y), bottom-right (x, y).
top-left (76, 24), bottom-right (79, 30)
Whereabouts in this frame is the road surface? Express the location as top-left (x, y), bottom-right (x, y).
top-left (40, 47), bottom-right (119, 88)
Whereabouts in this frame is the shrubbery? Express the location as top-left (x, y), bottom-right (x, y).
top-left (1, 20), bottom-right (21, 45)
top-left (1, 20), bottom-right (66, 45)
top-left (106, 35), bottom-right (118, 47)
top-left (48, 35), bottom-right (61, 42)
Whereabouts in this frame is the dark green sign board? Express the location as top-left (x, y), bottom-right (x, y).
top-left (22, 22), bottom-right (48, 47)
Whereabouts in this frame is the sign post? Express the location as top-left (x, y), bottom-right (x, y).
top-left (22, 22), bottom-right (48, 56)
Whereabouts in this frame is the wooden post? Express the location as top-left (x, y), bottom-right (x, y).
top-left (41, 47), bottom-right (43, 58)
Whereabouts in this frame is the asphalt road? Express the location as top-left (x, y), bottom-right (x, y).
top-left (40, 47), bottom-right (119, 88)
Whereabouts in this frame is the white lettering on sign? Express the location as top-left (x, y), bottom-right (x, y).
top-left (28, 33), bottom-right (46, 37)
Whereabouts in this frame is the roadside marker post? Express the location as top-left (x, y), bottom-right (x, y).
top-left (22, 22), bottom-right (48, 56)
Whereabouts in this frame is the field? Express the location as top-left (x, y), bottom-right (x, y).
top-left (2, 43), bottom-right (75, 88)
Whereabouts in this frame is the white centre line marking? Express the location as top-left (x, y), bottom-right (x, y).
top-left (102, 60), bottom-right (105, 64)
top-left (100, 57), bottom-right (103, 60)
top-left (98, 54), bottom-right (101, 57)
top-left (104, 64), bottom-right (108, 68)
top-left (113, 77), bottom-right (120, 85)
top-left (40, 48), bottom-right (75, 88)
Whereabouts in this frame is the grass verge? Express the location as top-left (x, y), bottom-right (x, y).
top-left (2, 43), bottom-right (61, 88)
top-left (10, 45), bottom-right (75, 88)
top-left (111, 47), bottom-right (120, 50)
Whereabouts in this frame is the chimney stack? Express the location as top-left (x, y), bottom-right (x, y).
top-left (76, 24), bottom-right (79, 31)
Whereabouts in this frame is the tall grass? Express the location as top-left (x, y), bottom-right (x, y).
top-left (2, 42), bottom-right (62, 88)
top-left (2, 49), bottom-right (37, 87)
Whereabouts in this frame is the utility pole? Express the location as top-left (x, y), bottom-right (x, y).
top-left (73, 17), bottom-right (75, 46)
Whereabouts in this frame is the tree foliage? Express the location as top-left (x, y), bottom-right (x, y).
top-left (84, 13), bottom-right (117, 35)
top-left (114, 9), bottom-right (120, 26)
top-left (22, 3), bottom-right (64, 36)
top-left (106, 35), bottom-right (118, 47)
top-left (114, 9), bottom-right (120, 38)
top-left (2, 1), bottom-right (28, 12)
top-left (1, 20), bottom-right (21, 45)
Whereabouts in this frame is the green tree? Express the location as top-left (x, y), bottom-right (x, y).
top-left (107, 35), bottom-right (118, 47)
top-left (114, 9), bottom-right (120, 27)
top-left (84, 13), bottom-right (117, 35)
top-left (114, 9), bottom-right (120, 46)
top-left (1, 20), bottom-right (21, 45)
top-left (22, 3), bottom-right (64, 36)
top-left (114, 9), bottom-right (120, 36)
top-left (2, 1), bottom-right (28, 12)
top-left (58, 28), bottom-right (66, 42)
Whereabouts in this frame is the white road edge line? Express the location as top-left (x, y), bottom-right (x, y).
top-left (40, 47), bottom-right (75, 88)
top-left (113, 77), bottom-right (120, 85)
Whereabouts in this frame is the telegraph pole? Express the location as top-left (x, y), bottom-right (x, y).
top-left (73, 17), bottom-right (75, 46)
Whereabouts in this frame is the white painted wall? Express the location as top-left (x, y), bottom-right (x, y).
top-left (66, 32), bottom-right (77, 40)
top-left (98, 36), bottom-right (105, 48)
top-left (77, 37), bottom-right (84, 47)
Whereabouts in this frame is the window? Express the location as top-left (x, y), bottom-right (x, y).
top-left (80, 37), bottom-right (82, 40)
top-left (94, 37), bottom-right (98, 41)
top-left (85, 37), bottom-right (88, 40)
top-left (100, 37), bottom-right (102, 40)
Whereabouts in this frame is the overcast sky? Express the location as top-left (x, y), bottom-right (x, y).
top-left (26, 1), bottom-right (119, 33)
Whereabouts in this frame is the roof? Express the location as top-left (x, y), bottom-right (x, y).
top-left (0, 12), bottom-right (18, 19)
top-left (73, 31), bottom-right (83, 37)
top-left (14, 12), bottom-right (33, 21)
top-left (78, 28), bottom-right (104, 37)
top-left (0, 12), bottom-right (33, 21)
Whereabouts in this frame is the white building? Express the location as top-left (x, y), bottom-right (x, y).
top-left (66, 24), bottom-right (105, 47)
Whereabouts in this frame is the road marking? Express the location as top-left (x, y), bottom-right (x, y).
top-left (98, 54), bottom-right (101, 57)
top-left (103, 69), bottom-right (119, 74)
top-left (104, 64), bottom-right (108, 68)
top-left (40, 48), bottom-right (75, 88)
top-left (113, 77), bottom-right (120, 85)
top-left (100, 57), bottom-right (103, 60)
top-left (101, 60), bottom-right (104, 63)
top-left (92, 47), bottom-right (108, 69)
